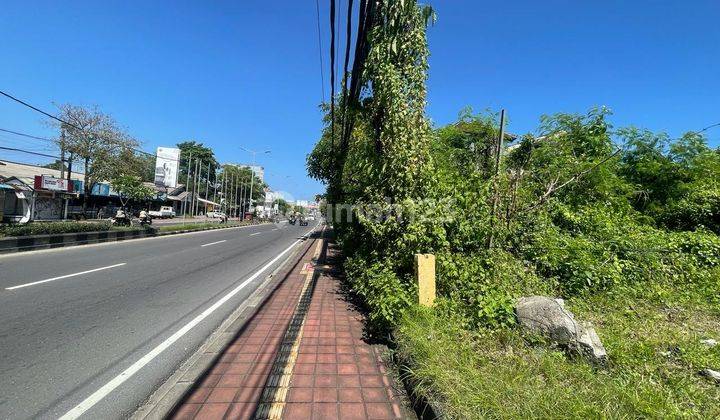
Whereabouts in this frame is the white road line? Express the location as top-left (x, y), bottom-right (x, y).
top-left (249, 232), bottom-right (263, 236)
top-left (58, 230), bottom-right (315, 420)
top-left (5, 263), bottom-right (127, 291)
top-left (200, 240), bottom-right (227, 247)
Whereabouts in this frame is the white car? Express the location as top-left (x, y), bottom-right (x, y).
top-left (207, 211), bottom-right (226, 219)
top-left (149, 206), bottom-right (176, 219)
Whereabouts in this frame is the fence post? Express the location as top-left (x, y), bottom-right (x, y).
top-left (415, 254), bottom-right (436, 307)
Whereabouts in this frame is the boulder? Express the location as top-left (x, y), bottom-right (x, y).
top-left (515, 296), bottom-right (607, 365)
top-left (701, 368), bottom-right (720, 383)
top-left (700, 339), bottom-right (718, 348)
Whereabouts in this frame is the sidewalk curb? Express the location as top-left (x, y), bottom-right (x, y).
top-left (131, 227), bottom-right (320, 420)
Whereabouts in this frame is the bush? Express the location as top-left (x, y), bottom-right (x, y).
top-left (0, 221), bottom-right (112, 237)
top-left (345, 255), bottom-right (415, 332)
top-left (436, 251), bottom-right (550, 329)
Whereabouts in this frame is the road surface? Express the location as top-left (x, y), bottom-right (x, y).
top-left (0, 221), bottom-right (315, 419)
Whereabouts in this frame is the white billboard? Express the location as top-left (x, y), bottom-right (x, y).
top-left (154, 147), bottom-right (180, 188)
top-left (39, 175), bottom-right (70, 191)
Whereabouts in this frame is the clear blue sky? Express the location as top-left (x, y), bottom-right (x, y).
top-left (1, 1), bottom-right (718, 200)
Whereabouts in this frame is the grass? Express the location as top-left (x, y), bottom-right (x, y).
top-left (396, 289), bottom-right (720, 419)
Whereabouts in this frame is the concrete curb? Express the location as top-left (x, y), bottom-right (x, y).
top-left (0, 222), bottom-right (267, 254)
top-left (130, 228), bottom-right (320, 420)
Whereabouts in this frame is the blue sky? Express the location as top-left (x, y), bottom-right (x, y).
top-left (1, 1), bottom-right (718, 200)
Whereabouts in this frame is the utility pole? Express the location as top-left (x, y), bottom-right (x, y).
top-left (183, 152), bottom-right (192, 218)
top-left (59, 129), bottom-right (66, 179)
top-left (213, 167), bottom-right (218, 204)
top-left (233, 173), bottom-right (239, 219)
top-left (205, 161), bottom-right (210, 201)
top-left (240, 172), bottom-right (245, 216)
top-left (222, 166), bottom-right (227, 214)
top-left (192, 159), bottom-right (200, 217)
top-left (59, 128), bottom-right (67, 219)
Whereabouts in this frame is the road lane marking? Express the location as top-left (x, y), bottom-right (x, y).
top-left (200, 240), bottom-right (227, 247)
top-left (5, 263), bottom-right (127, 291)
top-left (58, 226), bottom-right (318, 420)
top-left (249, 232), bottom-right (263, 236)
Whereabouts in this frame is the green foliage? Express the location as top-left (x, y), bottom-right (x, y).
top-left (436, 251), bottom-right (551, 329)
top-left (42, 159), bottom-right (68, 172)
top-left (307, 2), bottom-right (720, 417)
top-left (345, 255), bottom-right (414, 332)
top-left (111, 175), bottom-right (155, 207)
top-left (1, 221), bottom-right (112, 237)
top-left (275, 198), bottom-right (289, 214)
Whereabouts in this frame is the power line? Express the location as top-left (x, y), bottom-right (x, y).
top-left (0, 127), bottom-right (55, 143)
top-left (329, 0), bottom-right (337, 163)
top-left (695, 122), bottom-right (720, 134)
top-left (0, 145), bottom-right (63, 161)
top-left (0, 92), bottom-right (190, 166)
top-left (0, 90), bottom-right (76, 129)
top-left (315, 0), bottom-right (326, 103)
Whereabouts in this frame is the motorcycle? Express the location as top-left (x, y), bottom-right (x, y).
top-left (112, 209), bottom-right (132, 226)
top-left (138, 211), bottom-right (153, 226)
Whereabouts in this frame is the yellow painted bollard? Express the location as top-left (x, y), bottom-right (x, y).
top-left (415, 254), bottom-right (436, 307)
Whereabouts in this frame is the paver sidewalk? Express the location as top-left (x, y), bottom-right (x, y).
top-left (171, 229), bottom-right (411, 420)
top-left (278, 241), bottom-right (408, 420)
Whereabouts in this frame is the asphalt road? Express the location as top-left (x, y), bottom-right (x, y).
top-left (0, 220), bottom-right (316, 419)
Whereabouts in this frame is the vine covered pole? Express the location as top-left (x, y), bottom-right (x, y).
top-left (488, 109), bottom-right (506, 249)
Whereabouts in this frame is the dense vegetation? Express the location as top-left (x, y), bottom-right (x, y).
top-left (308, 0), bottom-right (719, 416)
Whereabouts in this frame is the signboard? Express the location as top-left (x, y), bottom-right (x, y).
top-left (154, 147), bottom-right (180, 188)
top-left (34, 175), bottom-right (70, 192)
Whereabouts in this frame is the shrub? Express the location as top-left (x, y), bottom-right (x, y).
top-left (345, 255), bottom-right (415, 332)
top-left (0, 221), bottom-right (112, 237)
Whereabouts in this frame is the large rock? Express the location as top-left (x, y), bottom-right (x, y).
top-left (701, 368), bottom-right (720, 383)
top-left (515, 296), bottom-right (607, 365)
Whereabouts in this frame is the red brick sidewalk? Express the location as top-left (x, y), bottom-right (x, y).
top-left (171, 230), bottom-right (411, 420)
top-left (280, 244), bottom-right (407, 420)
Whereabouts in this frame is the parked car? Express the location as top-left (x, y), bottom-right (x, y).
top-left (148, 206), bottom-right (176, 219)
top-left (207, 211), bottom-right (226, 219)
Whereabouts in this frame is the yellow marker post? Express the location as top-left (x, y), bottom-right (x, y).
top-left (415, 254), bottom-right (436, 307)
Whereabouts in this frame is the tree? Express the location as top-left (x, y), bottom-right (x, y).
top-left (275, 198), bottom-right (289, 214)
top-left (111, 175), bottom-right (155, 209)
top-left (42, 159), bottom-right (68, 172)
top-left (51, 104), bottom-right (140, 211)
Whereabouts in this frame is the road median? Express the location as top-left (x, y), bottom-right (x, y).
top-left (0, 220), bottom-right (268, 254)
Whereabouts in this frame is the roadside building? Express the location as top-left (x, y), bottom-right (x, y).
top-left (0, 160), bottom-right (82, 223)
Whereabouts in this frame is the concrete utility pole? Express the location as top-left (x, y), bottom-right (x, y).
top-left (183, 152), bottom-right (192, 218)
top-left (59, 129), bottom-right (66, 179)
top-left (240, 174), bottom-right (246, 216)
top-left (233, 173), bottom-right (238, 219)
top-left (205, 161), bottom-right (210, 202)
top-left (193, 159), bottom-right (200, 217)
